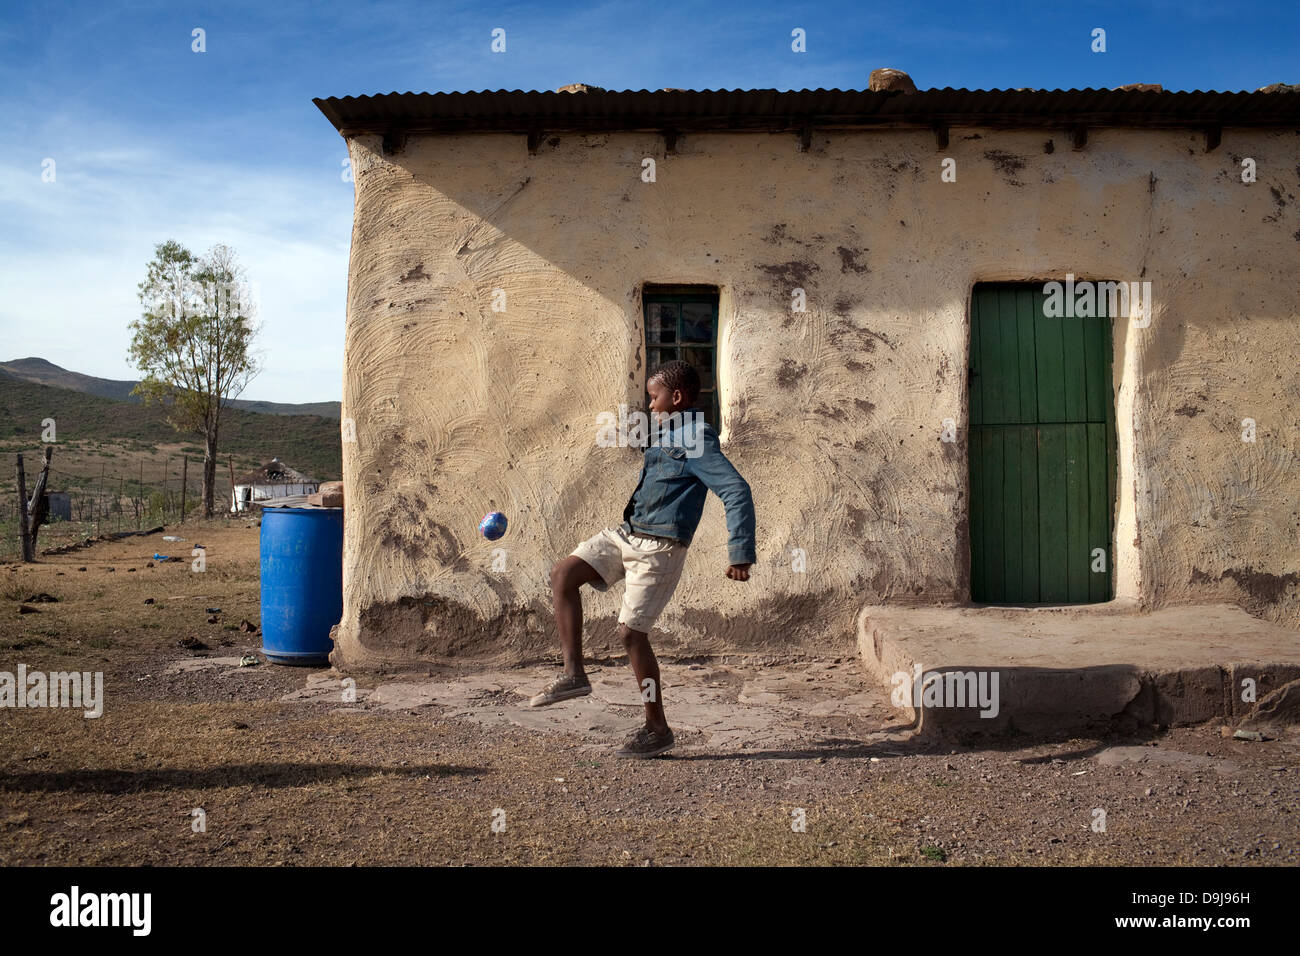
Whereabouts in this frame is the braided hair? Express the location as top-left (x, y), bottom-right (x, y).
top-left (648, 359), bottom-right (701, 404)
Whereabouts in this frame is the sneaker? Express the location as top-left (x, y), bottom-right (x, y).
top-left (528, 672), bottom-right (592, 707)
top-left (616, 725), bottom-right (675, 759)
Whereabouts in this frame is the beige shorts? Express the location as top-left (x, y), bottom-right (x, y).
top-left (571, 526), bottom-right (689, 633)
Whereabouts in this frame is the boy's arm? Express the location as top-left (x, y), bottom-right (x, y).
top-left (684, 425), bottom-right (756, 566)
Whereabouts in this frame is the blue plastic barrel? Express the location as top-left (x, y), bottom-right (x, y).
top-left (259, 507), bottom-right (343, 665)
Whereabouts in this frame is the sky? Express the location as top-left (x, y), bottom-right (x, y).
top-left (1, 0), bottom-right (1296, 404)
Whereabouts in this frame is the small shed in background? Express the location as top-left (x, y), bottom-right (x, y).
top-left (231, 458), bottom-right (319, 512)
top-left (45, 491), bottom-right (71, 521)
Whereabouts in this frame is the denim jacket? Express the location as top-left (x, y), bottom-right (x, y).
top-left (620, 406), bottom-right (757, 565)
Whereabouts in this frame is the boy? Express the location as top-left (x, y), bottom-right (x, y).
top-left (530, 360), bottom-right (757, 758)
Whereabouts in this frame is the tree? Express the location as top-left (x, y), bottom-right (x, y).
top-left (128, 240), bottom-right (260, 518)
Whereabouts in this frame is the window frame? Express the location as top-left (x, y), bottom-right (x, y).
top-left (641, 288), bottom-right (720, 429)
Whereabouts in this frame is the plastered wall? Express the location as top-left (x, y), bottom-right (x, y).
top-left (331, 125), bottom-right (1300, 670)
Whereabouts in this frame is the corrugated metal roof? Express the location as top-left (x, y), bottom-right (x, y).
top-left (314, 87), bottom-right (1300, 135)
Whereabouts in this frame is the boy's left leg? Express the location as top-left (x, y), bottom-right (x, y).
top-left (551, 555), bottom-right (605, 679)
top-left (528, 557), bottom-right (599, 706)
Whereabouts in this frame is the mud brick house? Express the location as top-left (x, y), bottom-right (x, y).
top-left (313, 81), bottom-right (1300, 672)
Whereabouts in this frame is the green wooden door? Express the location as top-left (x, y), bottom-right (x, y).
top-left (968, 283), bottom-right (1117, 604)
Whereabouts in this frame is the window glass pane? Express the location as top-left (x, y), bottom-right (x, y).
top-left (681, 302), bottom-right (713, 342)
top-left (683, 347), bottom-right (715, 390)
top-left (644, 294), bottom-right (718, 429)
top-left (649, 303), bottom-right (678, 343)
top-left (649, 345), bottom-right (685, 373)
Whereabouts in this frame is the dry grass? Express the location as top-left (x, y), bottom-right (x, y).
top-left (1, 521), bottom-right (1297, 866)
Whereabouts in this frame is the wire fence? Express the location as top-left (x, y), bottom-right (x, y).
top-left (2, 455), bottom-right (244, 561)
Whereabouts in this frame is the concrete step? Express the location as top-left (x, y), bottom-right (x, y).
top-left (855, 602), bottom-right (1300, 740)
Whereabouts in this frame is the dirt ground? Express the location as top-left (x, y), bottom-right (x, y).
top-left (0, 519), bottom-right (1297, 866)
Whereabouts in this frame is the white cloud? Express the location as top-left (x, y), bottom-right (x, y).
top-left (0, 118), bottom-right (351, 404)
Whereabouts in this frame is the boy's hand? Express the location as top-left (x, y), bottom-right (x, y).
top-left (726, 563), bottom-right (752, 581)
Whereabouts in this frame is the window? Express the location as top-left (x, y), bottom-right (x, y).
top-left (642, 287), bottom-right (720, 429)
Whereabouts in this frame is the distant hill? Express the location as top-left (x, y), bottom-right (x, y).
top-left (0, 372), bottom-right (341, 488)
top-left (0, 357), bottom-right (341, 419)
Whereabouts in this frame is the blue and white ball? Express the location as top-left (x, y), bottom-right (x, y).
top-left (479, 511), bottom-right (508, 540)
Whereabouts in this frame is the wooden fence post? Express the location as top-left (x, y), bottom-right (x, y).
top-left (26, 446), bottom-right (53, 553)
top-left (15, 454), bottom-right (32, 562)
